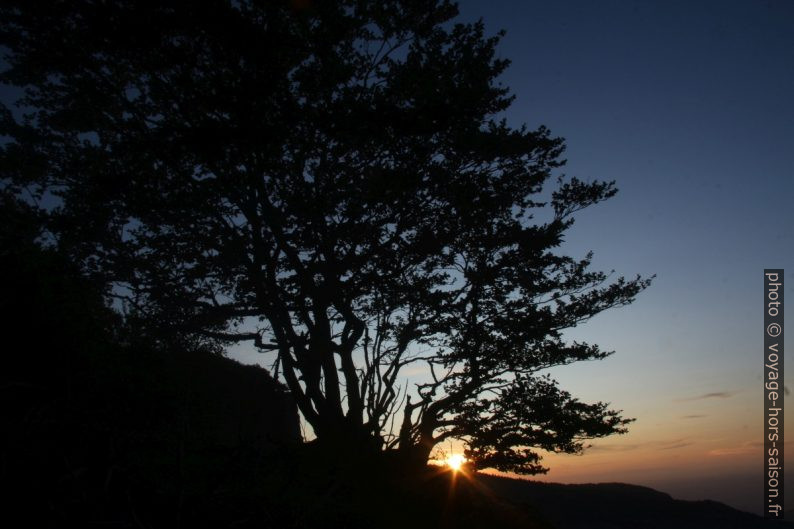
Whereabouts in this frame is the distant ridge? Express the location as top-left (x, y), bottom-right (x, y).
top-left (478, 473), bottom-right (794, 529)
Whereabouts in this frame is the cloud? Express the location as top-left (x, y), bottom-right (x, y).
top-left (654, 438), bottom-right (693, 451)
top-left (588, 443), bottom-right (641, 452)
top-left (681, 414), bottom-right (706, 419)
top-left (707, 440), bottom-right (760, 457)
top-left (677, 391), bottom-right (736, 402)
top-left (588, 438), bottom-right (696, 454)
top-left (660, 442), bottom-right (693, 450)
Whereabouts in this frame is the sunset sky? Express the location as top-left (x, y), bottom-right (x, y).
top-left (453, 0), bottom-right (794, 515)
top-left (230, 0), bottom-right (794, 515)
top-left (2, 0), bottom-right (791, 523)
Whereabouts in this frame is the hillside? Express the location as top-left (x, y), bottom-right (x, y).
top-left (478, 473), bottom-right (794, 529)
top-left (0, 228), bottom-right (302, 527)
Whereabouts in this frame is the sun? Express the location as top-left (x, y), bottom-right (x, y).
top-left (445, 454), bottom-right (466, 471)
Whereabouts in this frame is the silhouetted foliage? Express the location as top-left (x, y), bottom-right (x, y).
top-left (0, 0), bottom-right (651, 473)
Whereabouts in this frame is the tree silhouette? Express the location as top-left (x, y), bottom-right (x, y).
top-left (0, 0), bottom-right (651, 472)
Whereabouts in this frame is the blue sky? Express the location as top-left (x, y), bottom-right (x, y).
top-left (447, 0), bottom-right (794, 514)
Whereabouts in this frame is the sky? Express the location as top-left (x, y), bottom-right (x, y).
top-left (233, 0), bottom-right (794, 515)
top-left (2, 0), bottom-right (791, 517)
top-left (439, 0), bottom-right (794, 515)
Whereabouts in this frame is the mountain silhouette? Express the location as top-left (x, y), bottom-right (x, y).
top-left (479, 473), bottom-right (793, 529)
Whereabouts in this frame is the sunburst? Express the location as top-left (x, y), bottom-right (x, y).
top-left (445, 454), bottom-right (466, 471)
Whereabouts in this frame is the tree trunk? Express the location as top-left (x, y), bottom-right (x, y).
top-left (398, 442), bottom-right (434, 472)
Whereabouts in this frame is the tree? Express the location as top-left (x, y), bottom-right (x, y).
top-left (0, 0), bottom-right (651, 473)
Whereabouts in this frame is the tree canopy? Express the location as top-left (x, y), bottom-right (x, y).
top-left (0, 0), bottom-right (651, 473)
